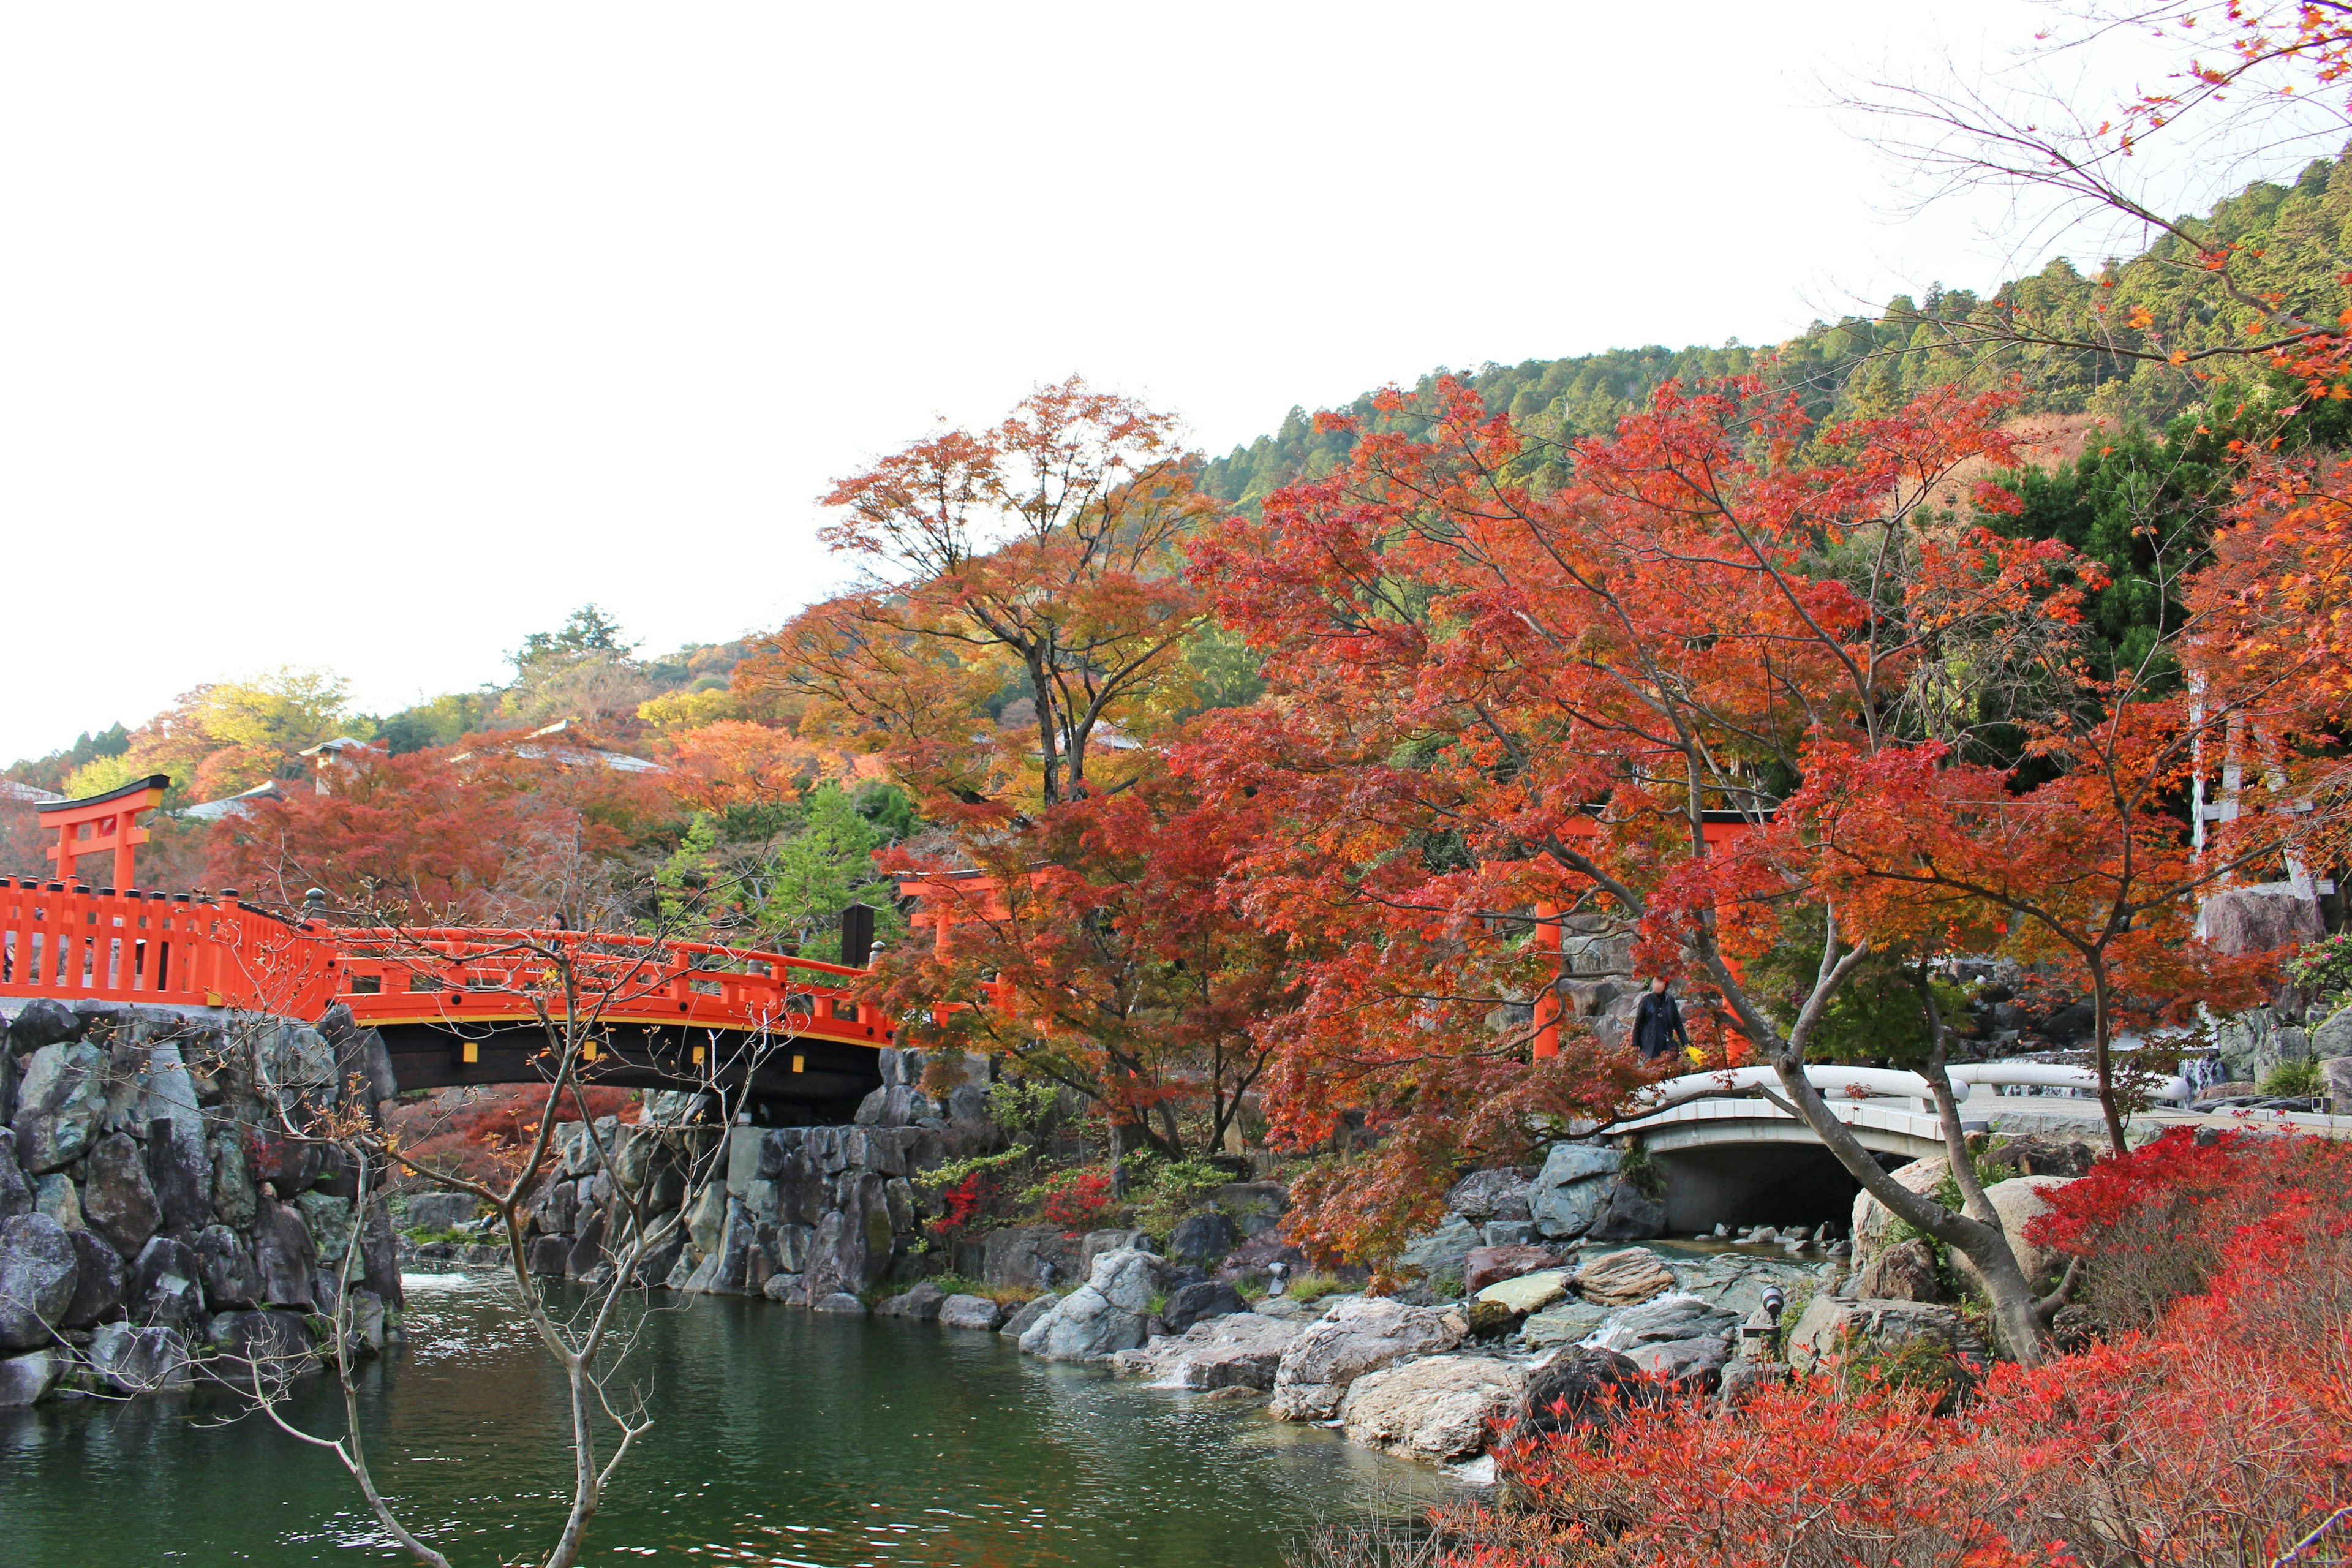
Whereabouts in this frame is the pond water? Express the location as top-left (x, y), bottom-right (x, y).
top-left (0, 1274), bottom-right (1460, 1567)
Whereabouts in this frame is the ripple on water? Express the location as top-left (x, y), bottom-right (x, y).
top-left (1, 1278), bottom-right (1461, 1567)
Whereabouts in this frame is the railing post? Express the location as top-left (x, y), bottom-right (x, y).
top-left (1532, 901), bottom-right (1562, 1061)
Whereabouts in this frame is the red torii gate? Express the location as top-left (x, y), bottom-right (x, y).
top-left (36, 774), bottom-right (170, 890)
top-left (1530, 810), bottom-right (1762, 1060)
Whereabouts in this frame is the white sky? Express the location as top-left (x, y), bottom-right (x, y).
top-left (0, 1), bottom-right (2252, 762)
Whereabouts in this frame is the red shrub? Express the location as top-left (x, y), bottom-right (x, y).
top-left (1038, 1166), bottom-right (1118, 1230)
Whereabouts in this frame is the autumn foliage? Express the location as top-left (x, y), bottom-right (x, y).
top-left (1439, 1130), bottom-right (2352, 1567)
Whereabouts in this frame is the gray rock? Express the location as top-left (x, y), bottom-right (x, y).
top-left (1340, 1354), bottom-right (1524, 1462)
top-left (1515, 1346), bottom-right (1659, 1438)
top-left (194, 1225), bottom-right (263, 1308)
top-left (10, 1042), bottom-right (108, 1174)
top-left (1163, 1279), bottom-right (1247, 1332)
top-left (1626, 1335), bottom-right (1732, 1388)
top-left (32, 1174), bottom-right (80, 1231)
top-left (1446, 1167), bottom-right (1536, 1222)
top-left (61, 1227), bottom-right (126, 1328)
top-left (1111, 1311), bottom-right (1308, 1389)
top-left (296, 1192), bottom-right (355, 1264)
top-left (2314, 1007), bottom-right (2352, 1061)
top-left (1166, 1210), bottom-right (1238, 1268)
top-left (937, 1293), bottom-right (1005, 1330)
top-left (1520, 1300), bottom-right (1610, 1349)
top-left (2328, 1055), bottom-right (2352, 1116)
top-left (128, 1235), bottom-right (203, 1327)
top-left (2203, 884), bottom-right (2324, 956)
top-left (1080, 1227), bottom-right (1152, 1281)
top-left (1088, 1246), bottom-right (1174, 1313)
top-left (204, 1309), bottom-right (318, 1381)
top-left (1583, 1179), bottom-right (1667, 1243)
top-left (405, 1191), bottom-right (479, 1233)
top-left (1719, 1359), bottom-right (1788, 1411)
top-left (810, 1292), bottom-right (867, 1314)
top-left (89, 1322), bottom-right (192, 1393)
top-left (0, 1212), bottom-right (77, 1349)
top-left (347, 1288), bottom-right (387, 1357)
top-left (208, 1128), bottom-right (257, 1232)
top-left (1398, 1215), bottom-right (1482, 1278)
top-left (875, 1280), bottom-right (946, 1319)
top-left (0, 1348), bottom-right (60, 1406)
top-left (1854, 1238), bottom-right (1942, 1303)
top-left (761, 1272), bottom-right (809, 1305)
top-left (998, 1291), bottom-right (1060, 1340)
top-left (1785, 1295), bottom-right (1987, 1376)
top-left (1588, 1292), bottom-right (1741, 1352)
top-left (80, 1128), bottom-right (161, 1260)
top-left (0, 1130), bottom-right (31, 1220)
top-left (524, 1233), bottom-right (569, 1276)
top-left (568, 1210), bottom-right (611, 1281)
top-left (982, 1225), bottom-right (1079, 1290)
top-left (146, 1117), bottom-right (210, 1231)
top-left (1482, 1220), bottom-right (1536, 1248)
top-left (1018, 1283), bottom-right (1148, 1361)
top-left (253, 1200), bottom-right (318, 1309)
top-left (9, 999), bottom-right (82, 1049)
top-left (1268, 1297), bottom-right (1464, 1421)
top-left (1528, 1143), bottom-right (1622, 1239)
top-left (1948, 1177), bottom-right (2072, 1298)
top-left (1212, 1181), bottom-right (1289, 1237)
top-left (1667, 1250), bottom-right (1819, 1317)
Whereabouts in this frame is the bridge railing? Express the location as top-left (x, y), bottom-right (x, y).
top-left (1623, 1060), bottom-right (2195, 1123)
top-left (0, 878), bottom-right (341, 1015)
top-left (0, 881), bottom-right (892, 1046)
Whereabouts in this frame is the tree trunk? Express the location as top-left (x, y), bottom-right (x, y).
top-left (2089, 963), bottom-right (2130, 1156)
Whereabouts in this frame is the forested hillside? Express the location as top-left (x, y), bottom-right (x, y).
top-left (1203, 146), bottom-right (2352, 505)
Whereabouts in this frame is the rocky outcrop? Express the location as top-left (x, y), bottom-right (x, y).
top-left (1340, 1355), bottom-right (1523, 1462)
top-left (1267, 1297), bottom-right (1463, 1420)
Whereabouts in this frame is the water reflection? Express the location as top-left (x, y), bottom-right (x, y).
top-left (1, 1276), bottom-right (1460, 1566)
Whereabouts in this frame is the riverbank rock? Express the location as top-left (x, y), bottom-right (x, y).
top-left (876, 1281), bottom-right (946, 1320)
top-left (1572, 1248), bottom-right (1674, 1306)
top-left (1397, 1216), bottom-right (1481, 1280)
top-left (12, 1042), bottom-right (108, 1174)
top-left (205, 1309), bottom-right (319, 1378)
top-left (1521, 1300), bottom-right (1610, 1349)
top-left (938, 1294), bottom-right (1005, 1330)
top-left (1588, 1294), bottom-right (1740, 1389)
top-left (0, 1348), bottom-right (60, 1406)
top-left (1213, 1182), bottom-right (1290, 1237)
top-left (1166, 1210), bottom-right (1238, 1268)
top-left (1464, 1244), bottom-right (1567, 1297)
top-left (999, 1291), bottom-right (1059, 1340)
top-left (1584, 1180), bottom-right (1668, 1242)
top-left (405, 1191), bottom-right (478, 1233)
top-left (1529, 1144), bottom-right (1620, 1239)
top-left (810, 1292), bottom-right (867, 1314)
top-left (1340, 1355), bottom-right (1524, 1463)
top-left (1785, 1296), bottom-right (1985, 1376)
top-left (89, 1323), bottom-right (192, 1394)
top-left (1268, 1297), bottom-right (1464, 1420)
top-left (1217, 1232), bottom-right (1306, 1290)
top-left (1668, 1250), bottom-right (1819, 1317)
top-left (61, 1229), bottom-right (126, 1327)
top-left (0, 1213), bottom-right (77, 1350)
top-left (1111, 1310), bottom-right (1308, 1389)
top-left (83, 1132), bottom-right (161, 1260)
top-left (1018, 1247), bottom-right (1172, 1362)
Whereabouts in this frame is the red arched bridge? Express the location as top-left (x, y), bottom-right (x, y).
top-left (4, 780), bottom-right (900, 1115)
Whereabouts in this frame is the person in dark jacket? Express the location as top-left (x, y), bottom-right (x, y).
top-left (1632, 976), bottom-right (1690, 1061)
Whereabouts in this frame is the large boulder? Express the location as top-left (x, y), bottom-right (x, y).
top-left (1396, 1215), bottom-right (1482, 1280)
top-left (1785, 1295), bottom-right (1986, 1376)
top-left (1080, 1227), bottom-right (1153, 1281)
top-left (1212, 1182), bottom-right (1290, 1237)
top-left (1017, 1248), bottom-right (1172, 1362)
top-left (1217, 1231), bottom-right (1308, 1289)
top-left (1528, 1144), bottom-right (1622, 1239)
top-left (1110, 1310), bottom-right (1308, 1390)
top-left (81, 1132), bottom-right (161, 1260)
top-left (146, 1117), bottom-right (211, 1231)
top-left (253, 1199), bottom-right (318, 1310)
top-left (1165, 1210), bottom-right (1238, 1268)
top-left (208, 1129), bottom-right (258, 1231)
top-left (875, 1281), bottom-right (946, 1321)
top-left (1446, 1167), bottom-right (1536, 1223)
top-left (1521, 1300), bottom-right (1611, 1349)
top-left (1464, 1244), bottom-right (1569, 1297)
top-left (1855, 1238), bottom-right (1943, 1303)
top-left (1474, 1268), bottom-right (1570, 1316)
top-left (1667, 1250), bottom-right (1819, 1317)
top-left (8, 998), bottom-right (82, 1049)
top-left (405, 1191), bottom-right (480, 1233)
top-left (129, 1236), bottom-right (205, 1328)
top-left (88, 1322), bottom-right (192, 1393)
top-left (1588, 1294), bottom-right (1739, 1390)
top-left (61, 1228), bottom-right (127, 1327)
top-left (1948, 1177), bottom-right (2072, 1297)
top-left (0, 1130), bottom-right (30, 1220)
top-left (998, 1291), bottom-right (1060, 1340)
top-left (1572, 1248), bottom-right (1675, 1306)
top-left (194, 1225), bottom-right (263, 1309)
top-left (1340, 1355), bottom-right (1524, 1463)
top-left (10, 1042), bottom-right (108, 1174)
top-left (1850, 1158), bottom-right (1953, 1263)
top-left (982, 1225), bottom-right (1080, 1291)
top-left (1513, 1345), bottom-right (1659, 1439)
top-left (1162, 1279), bottom-right (1247, 1333)
top-left (1584, 1180), bottom-right (1668, 1242)
top-left (937, 1294), bottom-right (1006, 1331)
top-left (2203, 884), bottom-right (2324, 956)
top-left (204, 1309), bottom-right (319, 1381)
top-left (296, 1193), bottom-right (355, 1264)
top-left (1267, 1297), bottom-right (1464, 1421)
top-left (0, 1213), bottom-right (77, 1349)
top-left (33, 1174), bottom-right (80, 1231)
top-left (0, 1348), bottom-right (61, 1407)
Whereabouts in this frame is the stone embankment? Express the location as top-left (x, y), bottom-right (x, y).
top-left (0, 1000), bottom-right (402, 1409)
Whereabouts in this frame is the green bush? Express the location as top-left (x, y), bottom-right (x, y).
top-left (2260, 1057), bottom-right (2326, 1097)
